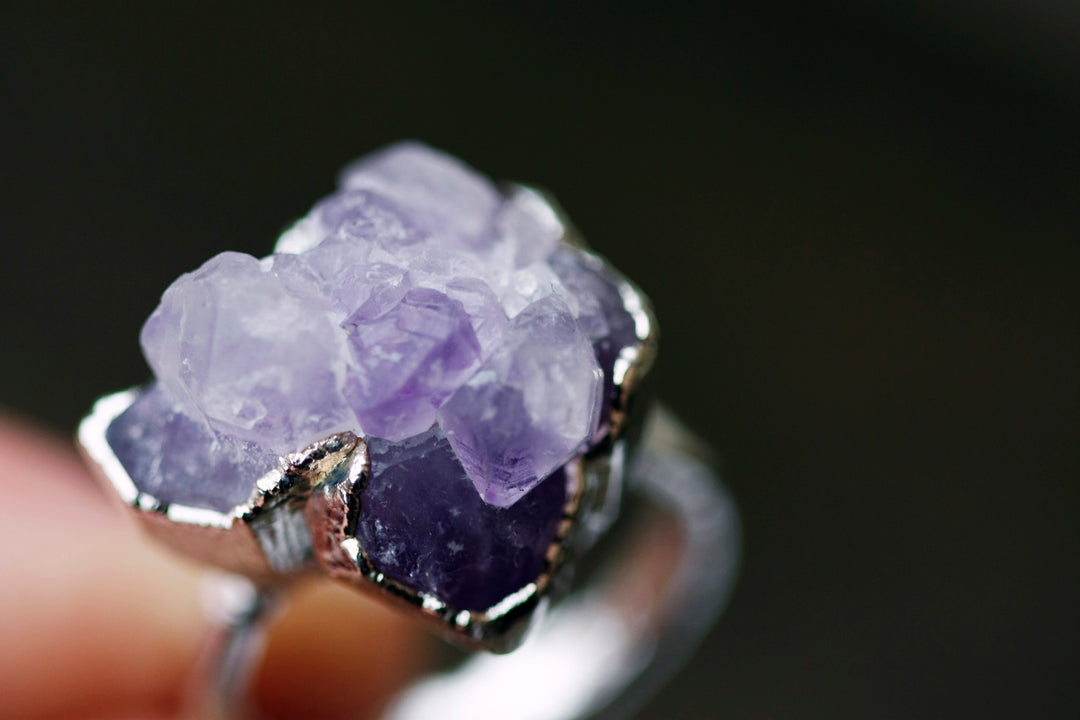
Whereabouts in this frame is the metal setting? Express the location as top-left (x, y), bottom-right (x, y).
top-left (184, 415), bottom-right (740, 720)
top-left (187, 573), bottom-right (280, 719)
top-left (80, 387), bottom-right (620, 653)
top-left (598, 267), bottom-right (658, 448)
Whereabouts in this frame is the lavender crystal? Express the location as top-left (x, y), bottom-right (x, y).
top-left (106, 384), bottom-right (277, 513)
top-left (437, 296), bottom-right (601, 506)
top-left (134, 142), bottom-right (640, 509)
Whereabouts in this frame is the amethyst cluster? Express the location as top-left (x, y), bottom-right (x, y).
top-left (122, 143), bottom-right (638, 508)
top-left (106, 143), bottom-right (644, 610)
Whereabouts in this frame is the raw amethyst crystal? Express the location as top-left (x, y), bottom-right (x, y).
top-left (106, 384), bottom-right (277, 513)
top-left (134, 142), bottom-right (641, 510)
top-left (140, 251), bottom-right (355, 456)
top-left (358, 428), bottom-right (567, 611)
top-left (437, 296), bottom-right (601, 506)
top-left (342, 287), bottom-right (482, 440)
top-left (548, 246), bottom-right (640, 438)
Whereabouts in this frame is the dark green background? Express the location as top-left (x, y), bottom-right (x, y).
top-left (2, 3), bottom-right (1077, 718)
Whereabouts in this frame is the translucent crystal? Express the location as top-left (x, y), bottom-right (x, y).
top-left (135, 142), bottom-right (640, 506)
top-left (437, 296), bottom-right (602, 507)
top-left (342, 288), bottom-right (482, 440)
top-left (140, 251), bottom-right (354, 456)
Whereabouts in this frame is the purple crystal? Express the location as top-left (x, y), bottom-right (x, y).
top-left (140, 252), bottom-right (355, 456)
top-left (437, 296), bottom-right (602, 507)
top-left (129, 142), bottom-right (642, 511)
top-left (330, 262), bottom-right (412, 320)
top-left (106, 384), bottom-right (276, 513)
top-left (357, 427), bottom-right (567, 610)
top-left (443, 277), bottom-right (508, 355)
top-left (342, 288), bottom-right (482, 440)
top-left (493, 186), bottom-right (565, 268)
top-left (548, 247), bottom-right (641, 437)
top-left (318, 189), bottom-right (429, 251)
top-left (339, 142), bottom-right (501, 247)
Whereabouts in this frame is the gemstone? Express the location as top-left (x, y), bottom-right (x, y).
top-left (106, 384), bottom-right (276, 513)
top-left (437, 296), bottom-right (602, 507)
top-left (126, 142), bottom-right (642, 514)
top-left (358, 427), bottom-right (567, 611)
top-left (339, 141), bottom-right (502, 248)
top-left (140, 251), bottom-right (355, 456)
top-left (342, 287), bottom-right (482, 441)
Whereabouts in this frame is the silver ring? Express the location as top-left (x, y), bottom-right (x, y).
top-left (77, 143), bottom-right (740, 719)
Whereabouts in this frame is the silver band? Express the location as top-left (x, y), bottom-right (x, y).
top-left (185, 574), bottom-right (279, 719)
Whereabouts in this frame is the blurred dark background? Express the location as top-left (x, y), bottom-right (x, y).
top-left (2, 2), bottom-right (1077, 718)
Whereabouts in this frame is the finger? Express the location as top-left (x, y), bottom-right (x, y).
top-left (0, 415), bottom-right (427, 719)
top-left (0, 413), bottom-right (204, 719)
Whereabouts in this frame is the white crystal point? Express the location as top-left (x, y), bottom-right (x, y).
top-left (275, 214), bottom-right (323, 255)
top-left (443, 277), bottom-right (508, 355)
top-left (495, 260), bottom-right (574, 319)
top-left (495, 185), bottom-right (565, 268)
top-left (140, 251), bottom-right (355, 454)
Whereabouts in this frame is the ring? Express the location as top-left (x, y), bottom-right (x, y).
top-left (77, 143), bottom-right (740, 718)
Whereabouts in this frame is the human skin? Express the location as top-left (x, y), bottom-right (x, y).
top-left (0, 413), bottom-right (426, 720)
